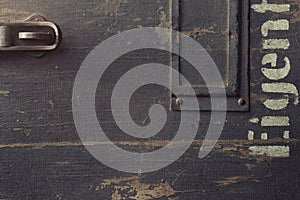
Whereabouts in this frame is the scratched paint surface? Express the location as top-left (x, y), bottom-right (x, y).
top-left (0, 0), bottom-right (299, 199)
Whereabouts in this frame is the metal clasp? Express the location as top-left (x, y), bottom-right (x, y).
top-left (0, 14), bottom-right (61, 51)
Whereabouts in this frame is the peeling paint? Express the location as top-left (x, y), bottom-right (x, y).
top-left (0, 139), bottom-right (298, 149)
top-left (0, 90), bottom-right (10, 95)
top-left (98, 176), bottom-right (175, 200)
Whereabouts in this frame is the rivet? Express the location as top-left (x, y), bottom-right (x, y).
top-left (176, 98), bottom-right (183, 106)
top-left (238, 98), bottom-right (246, 106)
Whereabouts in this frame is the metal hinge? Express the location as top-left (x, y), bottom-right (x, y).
top-left (0, 14), bottom-right (61, 51)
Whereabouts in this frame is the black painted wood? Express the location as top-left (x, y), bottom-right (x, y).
top-left (0, 0), bottom-right (299, 199)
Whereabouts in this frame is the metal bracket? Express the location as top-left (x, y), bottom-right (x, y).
top-left (0, 14), bottom-right (61, 51)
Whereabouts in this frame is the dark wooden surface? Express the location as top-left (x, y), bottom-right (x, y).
top-left (0, 0), bottom-right (300, 199)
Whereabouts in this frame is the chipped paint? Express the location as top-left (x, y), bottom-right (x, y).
top-left (182, 26), bottom-right (216, 37)
top-left (0, 139), bottom-right (298, 149)
top-left (12, 128), bottom-right (23, 132)
top-left (0, 90), bottom-right (10, 95)
top-left (291, 1), bottom-right (300, 23)
top-left (98, 176), bottom-right (175, 200)
top-left (245, 163), bottom-right (257, 170)
top-left (250, 93), bottom-right (269, 103)
top-left (215, 176), bottom-right (250, 186)
top-left (157, 6), bottom-right (170, 28)
top-left (249, 146), bottom-right (290, 157)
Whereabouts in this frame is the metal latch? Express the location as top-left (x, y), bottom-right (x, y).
top-left (0, 14), bottom-right (61, 51)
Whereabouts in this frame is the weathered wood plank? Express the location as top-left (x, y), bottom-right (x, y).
top-left (0, 0), bottom-right (299, 199)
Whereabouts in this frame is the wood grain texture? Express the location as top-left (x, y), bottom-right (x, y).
top-left (0, 0), bottom-right (299, 199)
